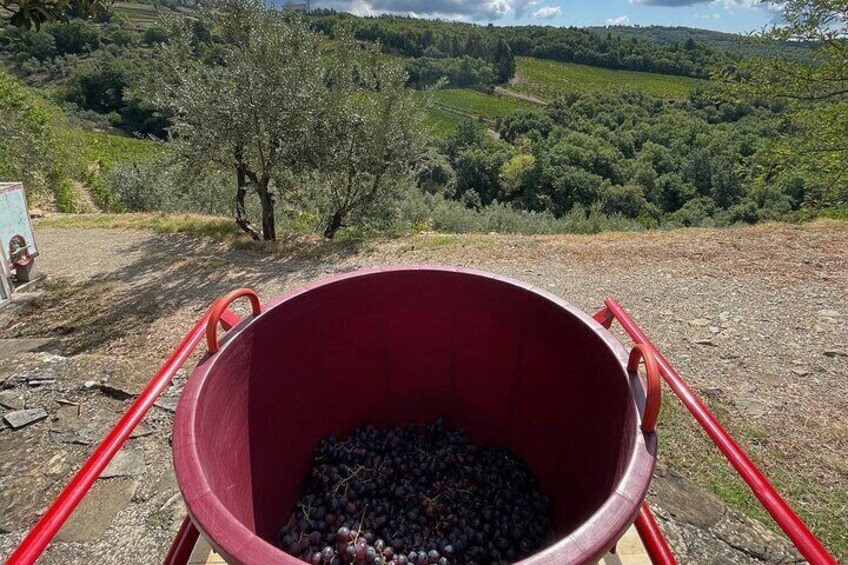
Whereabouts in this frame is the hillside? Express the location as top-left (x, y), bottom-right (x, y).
top-left (511, 57), bottom-right (704, 102)
top-left (590, 25), bottom-right (813, 60)
top-left (3, 1), bottom-right (841, 239)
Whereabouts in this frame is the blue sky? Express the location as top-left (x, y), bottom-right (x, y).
top-left (310, 0), bottom-right (780, 34)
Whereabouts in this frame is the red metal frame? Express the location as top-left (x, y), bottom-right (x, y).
top-left (4, 291), bottom-right (837, 565)
top-left (5, 290), bottom-right (261, 565)
top-left (596, 298), bottom-right (837, 565)
top-left (163, 517), bottom-right (201, 565)
top-left (634, 505), bottom-right (677, 565)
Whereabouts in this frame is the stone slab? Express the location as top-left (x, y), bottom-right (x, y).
top-left (0, 389), bottom-right (24, 410)
top-left (57, 479), bottom-right (138, 542)
top-left (3, 408), bottom-right (47, 429)
top-left (101, 450), bottom-right (146, 479)
top-left (0, 338), bottom-right (60, 360)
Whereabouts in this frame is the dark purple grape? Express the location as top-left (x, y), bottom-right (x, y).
top-left (278, 421), bottom-right (551, 564)
top-left (336, 526), bottom-right (352, 543)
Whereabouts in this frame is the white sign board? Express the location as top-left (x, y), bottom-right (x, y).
top-left (0, 182), bottom-right (38, 267)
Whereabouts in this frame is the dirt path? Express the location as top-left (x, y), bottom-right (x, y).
top-left (2, 222), bottom-right (846, 563)
top-left (494, 86), bottom-right (548, 107)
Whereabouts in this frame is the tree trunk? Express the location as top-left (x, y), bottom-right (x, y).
top-left (323, 211), bottom-right (344, 239)
top-left (256, 175), bottom-right (276, 241)
top-left (234, 150), bottom-right (262, 241)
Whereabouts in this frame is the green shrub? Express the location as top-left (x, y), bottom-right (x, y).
top-left (399, 192), bottom-right (642, 235)
top-left (47, 20), bottom-right (102, 55)
top-left (0, 69), bottom-right (75, 209)
top-left (143, 26), bottom-right (169, 45)
top-left (102, 157), bottom-right (234, 216)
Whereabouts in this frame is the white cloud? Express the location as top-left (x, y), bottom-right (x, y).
top-left (314, 0), bottom-right (549, 21)
top-left (533, 5), bottom-right (562, 19)
top-left (605, 15), bottom-right (630, 25)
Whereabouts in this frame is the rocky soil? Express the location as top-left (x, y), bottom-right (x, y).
top-left (2, 221), bottom-right (846, 563)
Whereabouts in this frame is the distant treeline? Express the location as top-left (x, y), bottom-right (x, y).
top-left (310, 11), bottom-right (725, 85)
top-left (588, 25), bottom-right (814, 61)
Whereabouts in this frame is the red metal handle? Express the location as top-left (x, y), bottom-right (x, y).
top-left (601, 299), bottom-right (838, 564)
top-left (205, 288), bottom-right (261, 354)
top-left (628, 343), bottom-right (661, 433)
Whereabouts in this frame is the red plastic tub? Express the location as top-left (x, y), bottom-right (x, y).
top-left (173, 267), bottom-right (658, 564)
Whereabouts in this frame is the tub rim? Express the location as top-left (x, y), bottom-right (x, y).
top-left (173, 266), bottom-right (657, 564)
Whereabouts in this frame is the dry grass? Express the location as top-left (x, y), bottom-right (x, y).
top-left (658, 396), bottom-right (848, 559)
top-left (36, 213), bottom-right (240, 241)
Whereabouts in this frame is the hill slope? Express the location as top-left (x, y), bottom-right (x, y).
top-left (589, 25), bottom-right (812, 60)
top-left (511, 57), bottom-right (704, 102)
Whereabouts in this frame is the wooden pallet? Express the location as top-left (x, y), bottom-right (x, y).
top-left (190, 525), bottom-right (650, 564)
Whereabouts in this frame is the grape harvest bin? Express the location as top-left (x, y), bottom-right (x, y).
top-left (6, 268), bottom-right (837, 565)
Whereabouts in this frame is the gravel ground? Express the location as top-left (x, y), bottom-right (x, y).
top-left (1, 222), bottom-right (845, 563)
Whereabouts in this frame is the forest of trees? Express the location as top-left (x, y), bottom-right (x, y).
top-left (311, 11), bottom-right (725, 81)
top-left (0, 17), bottom-right (167, 135)
top-left (425, 90), bottom-right (803, 228)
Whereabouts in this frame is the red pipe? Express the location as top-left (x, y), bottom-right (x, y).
top-left (603, 299), bottom-right (837, 565)
top-left (163, 517), bottom-right (201, 565)
top-left (6, 309), bottom-right (216, 565)
top-left (634, 504), bottom-right (677, 565)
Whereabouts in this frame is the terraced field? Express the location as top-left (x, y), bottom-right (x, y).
top-left (78, 130), bottom-right (165, 169)
top-left (431, 89), bottom-right (538, 121)
top-left (512, 57), bottom-right (705, 101)
top-left (113, 2), bottom-right (160, 26)
top-left (423, 107), bottom-right (465, 139)
top-left (114, 1), bottom-right (195, 27)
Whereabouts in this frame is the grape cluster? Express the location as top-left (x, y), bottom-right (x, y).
top-left (278, 420), bottom-right (551, 564)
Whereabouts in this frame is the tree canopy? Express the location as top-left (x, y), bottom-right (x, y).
top-left (1, 0), bottom-right (106, 29)
top-left (151, 0), bottom-right (426, 240)
top-left (730, 0), bottom-right (848, 207)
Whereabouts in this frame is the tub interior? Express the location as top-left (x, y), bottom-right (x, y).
top-left (189, 270), bottom-right (637, 549)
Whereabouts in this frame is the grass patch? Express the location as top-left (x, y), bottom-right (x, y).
top-left (37, 213), bottom-right (239, 240)
top-left (513, 57), bottom-right (705, 101)
top-left (424, 107), bottom-right (467, 139)
top-left (431, 89), bottom-right (537, 121)
top-left (37, 213), bottom-right (375, 261)
top-left (0, 277), bottom-right (158, 353)
top-left (657, 394), bottom-right (847, 560)
top-left (76, 130), bottom-right (166, 171)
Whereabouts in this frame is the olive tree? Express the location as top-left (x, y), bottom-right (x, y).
top-left (313, 34), bottom-right (426, 239)
top-left (152, 0), bottom-right (328, 240)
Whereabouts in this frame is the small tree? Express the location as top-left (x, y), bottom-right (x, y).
top-left (152, 0), bottom-right (327, 240)
top-left (314, 35), bottom-right (426, 239)
top-left (730, 0), bottom-right (848, 205)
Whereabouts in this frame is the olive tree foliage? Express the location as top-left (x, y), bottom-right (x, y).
top-left (732, 0), bottom-right (848, 206)
top-left (306, 36), bottom-right (426, 239)
top-left (150, 0), bottom-right (425, 240)
top-left (150, 0), bottom-right (328, 241)
top-left (2, 0), bottom-right (106, 29)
